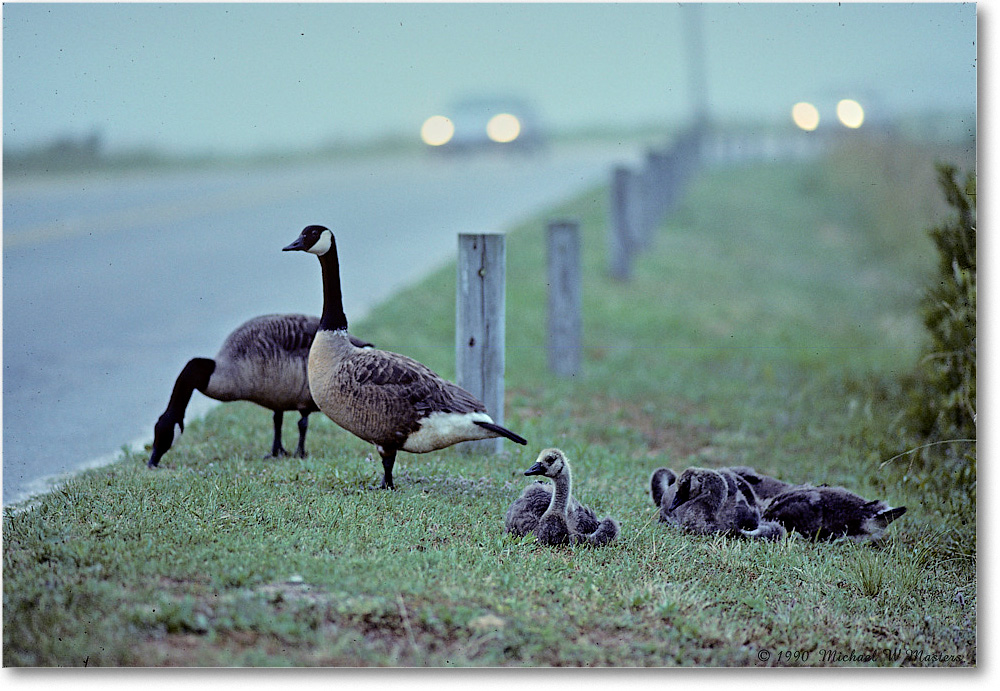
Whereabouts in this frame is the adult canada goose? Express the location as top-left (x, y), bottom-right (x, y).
top-left (762, 485), bottom-right (906, 542)
top-left (147, 313), bottom-right (373, 468)
top-left (666, 467), bottom-right (761, 536)
top-left (506, 448), bottom-right (619, 546)
top-left (283, 224), bottom-right (527, 489)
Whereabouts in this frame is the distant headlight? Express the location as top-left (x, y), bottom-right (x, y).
top-left (836, 99), bottom-right (864, 128)
top-left (421, 115), bottom-right (455, 146)
top-left (486, 113), bottom-right (521, 143)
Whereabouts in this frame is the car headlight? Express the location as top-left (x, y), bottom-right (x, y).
top-left (486, 113), bottom-right (521, 143)
top-left (421, 115), bottom-right (455, 146)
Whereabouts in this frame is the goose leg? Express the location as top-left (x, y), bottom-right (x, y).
top-left (376, 445), bottom-right (396, 490)
top-left (269, 410), bottom-right (290, 458)
top-left (294, 412), bottom-right (309, 458)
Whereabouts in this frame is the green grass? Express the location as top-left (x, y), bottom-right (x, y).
top-left (3, 135), bottom-right (976, 667)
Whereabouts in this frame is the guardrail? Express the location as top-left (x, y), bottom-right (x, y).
top-left (453, 126), bottom-right (711, 444)
top-left (608, 124), bottom-right (705, 280)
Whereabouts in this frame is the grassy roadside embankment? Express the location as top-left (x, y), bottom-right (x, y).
top-left (3, 136), bottom-right (976, 666)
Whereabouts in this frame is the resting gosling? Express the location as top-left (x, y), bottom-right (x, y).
top-left (283, 225), bottom-right (527, 489)
top-left (763, 485), bottom-right (907, 542)
top-left (507, 448), bottom-right (619, 546)
top-left (649, 467), bottom-right (680, 525)
top-left (508, 465), bottom-right (601, 537)
top-left (728, 465), bottom-right (798, 507)
top-left (148, 313), bottom-right (372, 468)
top-left (666, 467), bottom-right (761, 536)
top-left (739, 519), bottom-right (788, 541)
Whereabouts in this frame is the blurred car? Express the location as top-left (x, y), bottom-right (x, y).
top-left (421, 96), bottom-right (545, 153)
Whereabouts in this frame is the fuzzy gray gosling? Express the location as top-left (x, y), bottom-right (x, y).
top-left (507, 448), bottom-right (619, 546)
top-left (148, 313), bottom-right (372, 468)
top-left (649, 467), bottom-right (680, 525)
top-left (666, 467), bottom-right (763, 536)
top-left (283, 225), bottom-right (527, 489)
top-left (727, 465), bottom-right (799, 508)
top-left (763, 485), bottom-right (906, 542)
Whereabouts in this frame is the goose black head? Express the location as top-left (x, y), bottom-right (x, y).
top-left (148, 412), bottom-right (181, 468)
top-left (283, 225), bottom-right (334, 255)
top-left (524, 448), bottom-right (567, 478)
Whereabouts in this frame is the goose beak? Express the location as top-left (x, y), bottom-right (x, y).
top-left (282, 236), bottom-right (308, 252)
top-left (524, 461), bottom-right (545, 476)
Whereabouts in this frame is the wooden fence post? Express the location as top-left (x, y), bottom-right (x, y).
top-left (456, 232), bottom-right (506, 454)
top-left (608, 166), bottom-right (634, 281)
top-left (547, 219), bottom-right (582, 377)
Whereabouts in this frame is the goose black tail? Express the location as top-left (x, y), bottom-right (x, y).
top-left (474, 421), bottom-right (527, 445)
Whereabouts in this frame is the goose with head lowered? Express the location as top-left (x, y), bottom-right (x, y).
top-left (283, 224), bottom-right (527, 489)
top-left (148, 313), bottom-right (373, 468)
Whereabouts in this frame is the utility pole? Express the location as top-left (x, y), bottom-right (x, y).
top-left (682, 4), bottom-right (710, 126)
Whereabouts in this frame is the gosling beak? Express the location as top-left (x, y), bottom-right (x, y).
top-left (523, 461), bottom-right (545, 476)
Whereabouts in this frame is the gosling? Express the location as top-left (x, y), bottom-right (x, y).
top-left (506, 448), bottom-right (619, 546)
top-left (665, 467), bottom-right (761, 536)
top-left (763, 485), bottom-right (907, 542)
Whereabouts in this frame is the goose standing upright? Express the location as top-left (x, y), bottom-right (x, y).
top-left (283, 224), bottom-right (527, 489)
top-left (147, 313), bottom-right (372, 468)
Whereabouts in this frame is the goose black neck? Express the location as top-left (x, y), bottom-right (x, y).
top-left (317, 247), bottom-right (348, 332)
top-left (167, 358), bottom-right (216, 417)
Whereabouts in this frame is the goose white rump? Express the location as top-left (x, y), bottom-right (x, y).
top-left (403, 411), bottom-right (498, 453)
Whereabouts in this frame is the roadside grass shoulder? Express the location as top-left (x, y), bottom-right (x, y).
top-left (3, 136), bottom-right (975, 666)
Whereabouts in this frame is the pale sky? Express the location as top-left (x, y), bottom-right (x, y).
top-left (1, 1), bottom-right (978, 155)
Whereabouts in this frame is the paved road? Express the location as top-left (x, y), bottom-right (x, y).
top-left (2, 144), bottom-right (641, 506)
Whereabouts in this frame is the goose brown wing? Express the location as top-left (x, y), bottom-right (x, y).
top-left (346, 348), bottom-right (488, 435)
top-left (221, 314), bottom-right (318, 361)
top-left (351, 349), bottom-right (488, 416)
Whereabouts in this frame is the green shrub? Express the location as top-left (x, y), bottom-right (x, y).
top-left (916, 165), bottom-right (977, 439)
top-left (884, 164), bottom-right (976, 496)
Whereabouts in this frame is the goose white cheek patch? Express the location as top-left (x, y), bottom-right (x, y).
top-left (307, 230), bottom-right (333, 256)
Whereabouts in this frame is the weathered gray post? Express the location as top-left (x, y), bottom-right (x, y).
top-left (608, 166), bottom-right (633, 280)
top-left (547, 219), bottom-right (582, 377)
top-left (456, 232), bottom-right (506, 454)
